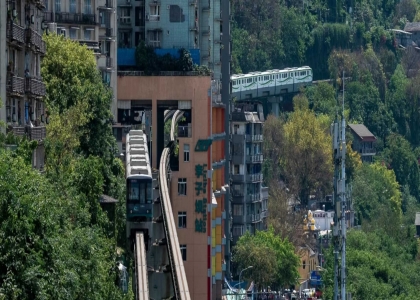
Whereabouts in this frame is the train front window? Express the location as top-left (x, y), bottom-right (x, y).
top-left (128, 180), bottom-right (140, 203)
top-left (128, 179), bottom-right (152, 204)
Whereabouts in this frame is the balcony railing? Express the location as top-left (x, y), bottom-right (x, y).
top-left (231, 190), bottom-right (244, 198)
top-left (359, 148), bottom-right (376, 155)
top-left (247, 213), bottom-right (261, 223)
top-left (7, 75), bottom-right (25, 95)
top-left (246, 154), bottom-right (263, 163)
top-left (245, 134), bottom-right (263, 142)
top-left (246, 173), bottom-right (263, 182)
top-left (246, 193), bottom-right (261, 203)
top-left (54, 12), bottom-right (97, 25)
top-left (25, 77), bottom-right (46, 97)
top-left (261, 186), bottom-right (269, 199)
top-left (7, 126), bottom-right (26, 137)
top-left (147, 40), bottom-right (161, 48)
top-left (7, 22), bottom-right (25, 44)
top-left (147, 14), bottom-right (160, 21)
top-left (26, 28), bottom-right (46, 55)
top-left (231, 174), bottom-right (245, 182)
top-left (178, 125), bottom-right (192, 138)
top-left (29, 126), bottom-right (47, 141)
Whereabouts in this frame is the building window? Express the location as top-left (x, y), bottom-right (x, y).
top-left (150, 5), bottom-right (160, 16)
top-left (84, 28), bottom-right (91, 40)
top-left (118, 31), bottom-right (132, 48)
top-left (233, 205), bottom-right (243, 216)
top-left (233, 225), bottom-right (243, 236)
top-left (44, 0), bottom-right (48, 10)
top-left (69, 0), bottom-right (76, 13)
top-left (178, 178), bottom-right (187, 196)
top-left (178, 211), bottom-right (187, 228)
top-left (55, 0), bottom-right (61, 12)
top-left (183, 144), bottom-right (190, 162)
top-left (84, 0), bottom-right (92, 14)
top-left (120, 7), bottom-right (131, 24)
top-left (69, 28), bottom-right (77, 39)
top-left (180, 244), bottom-right (187, 261)
top-left (303, 260), bottom-right (306, 269)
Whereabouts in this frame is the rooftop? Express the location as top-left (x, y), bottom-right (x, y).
top-left (415, 212), bottom-right (420, 226)
top-left (404, 22), bottom-right (420, 32)
top-left (348, 124), bottom-right (376, 141)
top-left (99, 194), bottom-right (118, 204)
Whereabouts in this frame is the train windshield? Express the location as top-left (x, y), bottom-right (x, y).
top-left (127, 179), bottom-right (152, 204)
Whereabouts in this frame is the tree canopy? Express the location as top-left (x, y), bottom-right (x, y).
top-left (232, 227), bottom-right (300, 290)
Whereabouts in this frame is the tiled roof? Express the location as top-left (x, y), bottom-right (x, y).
top-left (348, 124), bottom-right (376, 141)
top-left (404, 22), bottom-right (420, 32)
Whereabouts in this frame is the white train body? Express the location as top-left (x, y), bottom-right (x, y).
top-left (231, 66), bottom-right (313, 99)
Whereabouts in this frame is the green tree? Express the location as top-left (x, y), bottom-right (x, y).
top-left (381, 133), bottom-right (420, 200)
top-left (0, 150), bottom-right (128, 300)
top-left (233, 227), bottom-right (300, 290)
top-left (352, 162), bottom-right (402, 227)
top-left (282, 95), bottom-right (333, 206)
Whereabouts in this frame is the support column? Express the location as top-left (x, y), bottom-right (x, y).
top-left (152, 99), bottom-right (157, 169)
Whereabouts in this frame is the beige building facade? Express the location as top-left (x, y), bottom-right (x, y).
top-left (118, 74), bottom-right (227, 299)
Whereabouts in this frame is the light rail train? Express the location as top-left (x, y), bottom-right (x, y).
top-left (231, 66), bottom-right (313, 99)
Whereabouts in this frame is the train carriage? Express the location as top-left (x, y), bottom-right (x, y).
top-left (126, 130), bottom-right (153, 222)
top-left (231, 66), bottom-right (313, 100)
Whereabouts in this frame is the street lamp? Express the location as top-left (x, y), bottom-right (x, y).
top-left (237, 266), bottom-right (253, 290)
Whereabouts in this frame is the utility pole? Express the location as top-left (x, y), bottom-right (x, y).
top-left (331, 71), bottom-right (347, 300)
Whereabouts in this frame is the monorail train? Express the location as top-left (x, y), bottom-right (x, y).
top-left (230, 66), bottom-right (313, 99)
top-left (126, 129), bottom-right (153, 222)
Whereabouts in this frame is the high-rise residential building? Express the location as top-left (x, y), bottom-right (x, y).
top-left (43, 0), bottom-right (118, 117)
top-left (230, 105), bottom-right (268, 245)
top-left (0, 0), bottom-right (47, 169)
top-left (116, 0), bottom-right (222, 80)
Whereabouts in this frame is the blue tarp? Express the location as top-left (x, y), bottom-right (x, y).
top-left (117, 48), bottom-right (200, 66)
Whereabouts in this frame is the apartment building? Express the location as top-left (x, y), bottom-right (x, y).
top-left (116, 0), bottom-right (222, 80)
top-left (42, 0), bottom-right (118, 117)
top-left (0, 0), bottom-right (47, 169)
top-left (230, 105), bottom-right (268, 245)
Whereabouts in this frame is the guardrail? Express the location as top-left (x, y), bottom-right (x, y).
top-left (157, 109), bottom-right (191, 300)
top-left (135, 232), bottom-right (149, 300)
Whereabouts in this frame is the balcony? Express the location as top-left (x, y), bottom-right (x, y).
top-left (98, 0), bottom-right (114, 9)
top-left (98, 56), bottom-right (114, 70)
top-left (26, 28), bottom-right (46, 55)
top-left (248, 213), bottom-right (261, 223)
top-left (232, 216), bottom-right (244, 224)
top-left (231, 190), bottom-right (244, 198)
top-left (28, 126), bottom-right (47, 141)
top-left (146, 14), bottom-right (160, 21)
top-left (7, 22), bottom-right (25, 45)
top-left (25, 77), bottom-right (46, 97)
top-left (178, 125), bottom-right (192, 138)
top-left (7, 126), bottom-right (26, 137)
top-left (7, 75), bottom-right (25, 95)
top-left (359, 147), bottom-right (376, 156)
top-left (55, 13), bottom-right (97, 25)
top-left (231, 174), bottom-right (245, 182)
top-left (246, 154), bottom-right (263, 163)
top-left (100, 28), bottom-right (115, 40)
top-left (261, 211), bottom-right (268, 219)
top-left (261, 186), bottom-right (269, 199)
top-left (246, 173), bottom-right (263, 182)
top-left (147, 40), bottom-right (161, 48)
top-left (245, 134), bottom-right (263, 142)
top-left (246, 193), bottom-right (261, 203)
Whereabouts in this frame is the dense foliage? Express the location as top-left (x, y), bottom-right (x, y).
top-left (232, 227), bottom-right (300, 290)
top-left (0, 34), bottom-right (131, 299)
top-left (249, 0), bottom-right (420, 297)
